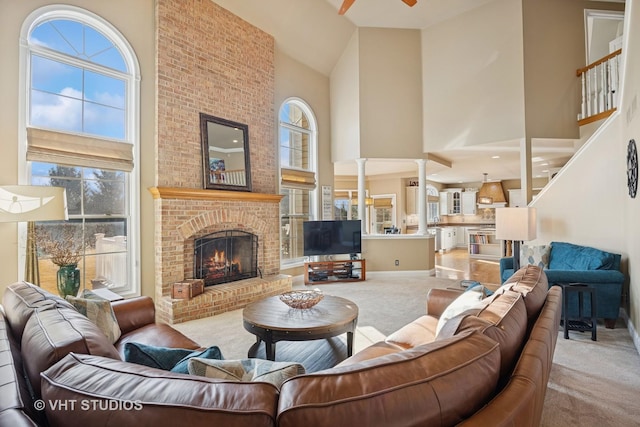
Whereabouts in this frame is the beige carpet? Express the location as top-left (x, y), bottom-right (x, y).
top-left (173, 272), bottom-right (640, 426)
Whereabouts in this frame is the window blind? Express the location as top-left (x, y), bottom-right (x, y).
top-left (27, 127), bottom-right (134, 172)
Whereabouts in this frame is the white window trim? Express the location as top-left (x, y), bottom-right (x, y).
top-left (278, 97), bottom-right (318, 268)
top-left (17, 5), bottom-right (141, 297)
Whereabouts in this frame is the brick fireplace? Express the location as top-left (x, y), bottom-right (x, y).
top-left (151, 188), bottom-right (291, 324)
top-left (153, 0), bottom-right (291, 324)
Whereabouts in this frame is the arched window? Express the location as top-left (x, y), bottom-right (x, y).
top-left (20, 5), bottom-right (140, 296)
top-left (279, 98), bottom-right (317, 266)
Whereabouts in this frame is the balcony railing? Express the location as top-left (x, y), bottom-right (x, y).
top-left (577, 49), bottom-right (621, 125)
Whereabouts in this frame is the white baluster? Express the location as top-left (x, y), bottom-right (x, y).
top-left (580, 72), bottom-right (586, 120)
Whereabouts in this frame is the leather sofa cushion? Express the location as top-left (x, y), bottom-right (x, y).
top-left (439, 290), bottom-right (528, 379)
top-left (41, 353), bottom-right (279, 427)
top-left (499, 264), bottom-right (548, 321)
top-left (0, 308), bottom-right (44, 426)
top-left (21, 305), bottom-right (121, 398)
top-left (278, 330), bottom-right (501, 427)
top-left (336, 341), bottom-right (405, 367)
top-left (384, 314), bottom-right (438, 349)
top-left (2, 281), bottom-right (74, 342)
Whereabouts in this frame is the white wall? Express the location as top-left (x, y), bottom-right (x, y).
top-left (421, 0), bottom-right (526, 150)
top-left (620, 0), bottom-right (640, 345)
top-left (532, 0), bottom-right (640, 347)
top-left (358, 28), bottom-right (423, 159)
top-left (531, 117), bottom-right (624, 254)
top-left (330, 31), bottom-right (361, 163)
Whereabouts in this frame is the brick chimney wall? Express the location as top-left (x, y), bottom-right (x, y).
top-left (154, 0), bottom-right (288, 323)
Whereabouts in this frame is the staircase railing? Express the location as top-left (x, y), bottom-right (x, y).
top-left (577, 49), bottom-right (622, 125)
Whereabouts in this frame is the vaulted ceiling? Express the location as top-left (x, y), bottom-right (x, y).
top-left (211, 0), bottom-right (580, 184)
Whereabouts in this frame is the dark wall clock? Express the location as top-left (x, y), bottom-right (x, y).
top-left (627, 139), bottom-right (638, 198)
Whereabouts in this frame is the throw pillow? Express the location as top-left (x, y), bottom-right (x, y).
top-left (66, 291), bottom-right (122, 343)
top-left (123, 342), bottom-right (223, 373)
top-left (519, 245), bottom-right (551, 269)
top-left (464, 282), bottom-right (494, 298)
top-left (435, 288), bottom-right (485, 336)
top-left (188, 358), bottom-right (304, 388)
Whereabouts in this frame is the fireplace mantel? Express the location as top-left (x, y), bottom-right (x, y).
top-left (149, 187), bottom-right (283, 203)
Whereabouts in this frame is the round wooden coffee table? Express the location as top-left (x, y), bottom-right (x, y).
top-left (242, 294), bottom-right (359, 361)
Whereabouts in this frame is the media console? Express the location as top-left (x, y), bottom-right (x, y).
top-left (304, 259), bottom-right (366, 285)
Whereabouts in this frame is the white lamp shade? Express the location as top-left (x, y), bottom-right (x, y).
top-left (0, 186), bottom-right (68, 222)
top-left (495, 207), bottom-right (537, 241)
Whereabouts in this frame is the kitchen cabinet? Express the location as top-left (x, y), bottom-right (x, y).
top-left (456, 226), bottom-right (467, 248)
top-left (440, 227), bottom-right (456, 251)
top-left (439, 189), bottom-right (462, 215)
top-left (462, 191), bottom-right (477, 215)
top-left (406, 186), bottom-right (419, 214)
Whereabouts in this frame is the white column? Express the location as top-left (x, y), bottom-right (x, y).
top-left (416, 159), bottom-right (427, 235)
top-left (356, 158), bottom-right (367, 234)
top-left (520, 138), bottom-right (532, 204)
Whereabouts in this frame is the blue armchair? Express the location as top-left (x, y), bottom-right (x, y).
top-left (500, 241), bottom-right (624, 328)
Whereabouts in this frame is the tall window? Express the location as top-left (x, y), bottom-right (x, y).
top-left (427, 185), bottom-right (439, 222)
top-left (372, 195), bottom-right (395, 234)
top-left (21, 6), bottom-right (140, 296)
top-left (279, 99), bottom-right (317, 265)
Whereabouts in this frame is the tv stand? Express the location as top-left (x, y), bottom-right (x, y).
top-left (304, 259), bottom-right (366, 285)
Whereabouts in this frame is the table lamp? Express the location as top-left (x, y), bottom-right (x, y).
top-left (495, 207), bottom-right (537, 271)
top-left (0, 185), bottom-right (68, 284)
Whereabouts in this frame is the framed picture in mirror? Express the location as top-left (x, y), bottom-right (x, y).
top-left (200, 113), bottom-right (251, 192)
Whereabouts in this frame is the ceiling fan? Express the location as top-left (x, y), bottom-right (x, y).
top-left (339, 0), bottom-right (418, 15)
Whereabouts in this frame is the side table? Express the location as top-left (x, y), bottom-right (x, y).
top-left (562, 283), bottom-right (597, 341)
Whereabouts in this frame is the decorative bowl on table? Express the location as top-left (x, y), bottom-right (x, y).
top-left (279, 289), bottom-right (324, 309)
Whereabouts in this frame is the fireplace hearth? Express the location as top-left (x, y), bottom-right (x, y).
top-left (194, 230), bottom-right (258, 286)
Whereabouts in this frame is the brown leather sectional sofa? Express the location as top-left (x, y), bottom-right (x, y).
top-left (1, 264), bottom-right (561, 427)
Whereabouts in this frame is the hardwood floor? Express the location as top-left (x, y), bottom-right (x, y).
top-left (435, 248), bottom-right (501, 286)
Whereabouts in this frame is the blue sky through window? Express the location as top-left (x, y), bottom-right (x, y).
top-left (29, 19), bottom-right (127, 140)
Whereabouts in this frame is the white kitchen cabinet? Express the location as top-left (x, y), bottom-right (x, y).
top-left (406, 186), bottom-right (418, 214)
top-left (462, 191), bottom-right (477, 215)
top-left (456, 226), bottom-right (467, 248)
top-left (439, 189), bottom-right (462, 215)
top-left (440, 227), bottom-right (456, 251)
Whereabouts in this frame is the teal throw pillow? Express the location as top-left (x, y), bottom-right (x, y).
top-left (124, 342), bottom-right (223, 373)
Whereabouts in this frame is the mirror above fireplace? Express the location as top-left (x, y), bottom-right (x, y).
top-left (200, 113), bottom-right (252, 192)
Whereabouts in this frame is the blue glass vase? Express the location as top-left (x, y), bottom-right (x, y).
top-left (57, 265), bottom-right (80, 298)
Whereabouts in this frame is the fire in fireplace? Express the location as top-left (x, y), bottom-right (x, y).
top-left (194, 230), bottom-right (258, 286)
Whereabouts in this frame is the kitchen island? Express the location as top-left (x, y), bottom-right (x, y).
top-left (362, 234), bottom-right (435, 273)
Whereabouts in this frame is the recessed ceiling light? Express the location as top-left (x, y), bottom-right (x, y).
top-left (491, 155), bottom-right (500, 159)
top-left (541, 169), bottom-right (549, 173)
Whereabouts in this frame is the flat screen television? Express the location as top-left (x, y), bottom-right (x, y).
top-left (303, 220), bottom-right (362, 256)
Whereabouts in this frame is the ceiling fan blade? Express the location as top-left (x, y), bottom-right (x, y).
top-left (339, 0), bottom-right (356, 15)
top-left (402, 0), bottom-right (418, 6)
